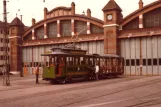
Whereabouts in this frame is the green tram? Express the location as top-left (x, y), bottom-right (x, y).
top-left (41, 45), bottom-right (124, 83)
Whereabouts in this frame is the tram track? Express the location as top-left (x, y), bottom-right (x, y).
top-left (0, 76), bottom-right (160, 107)
top-left (0, 76), bottom-right (138, 103)
top-left (57, 77), bottom-right (161, 107)
top-left (126, 93), bottom-right (161, 107)
top-left (0, 76), bottom-right (139, 92)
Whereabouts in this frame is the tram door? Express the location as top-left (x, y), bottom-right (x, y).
top-left (55, 56), bottom-right (65, 76)
top-left (55, 57), bottom-right (59, 75)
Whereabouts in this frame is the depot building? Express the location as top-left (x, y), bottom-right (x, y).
top-left (9, 0), bottom-right (161, 76)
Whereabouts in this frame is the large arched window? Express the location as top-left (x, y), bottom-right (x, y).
top-left (36, 26), bottom-right (44, 39)
top-left (24, 32), bottom-right (32, 41)
top-left (144, 8), bottom-right (161, 28)
top-left (91, 24), bottom-right (103, 34)
top-left (123, 17), bottom-right (139, 30)
top-left (61, 20), bottom-right (71, 36)
top-left (75, 21), bottom-right (87, 35)
top-left (48, 22), bottom-right (57, 38)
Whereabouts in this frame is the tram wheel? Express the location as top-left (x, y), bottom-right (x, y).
top-left (50, 80), bottom-right (58, 84)
top-left (60, 80), bottom-right (66, 84)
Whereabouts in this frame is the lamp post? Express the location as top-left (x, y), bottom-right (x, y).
top-left (140, 37), bottom-right (143, 76)
top-left (3, 0), bottom-right (10, 86)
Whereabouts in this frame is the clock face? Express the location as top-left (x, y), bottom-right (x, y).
top-left (107, 14), bottom-right (113, 20)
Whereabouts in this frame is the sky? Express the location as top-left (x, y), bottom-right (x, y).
top-left (0, 0), bottom-right (155, 26)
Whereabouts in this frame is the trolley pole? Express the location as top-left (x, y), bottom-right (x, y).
top-left (3, 0), bottom-right (10, 86)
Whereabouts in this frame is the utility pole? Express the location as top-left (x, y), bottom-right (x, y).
top-left (2, 0), bottom-right (10, 86)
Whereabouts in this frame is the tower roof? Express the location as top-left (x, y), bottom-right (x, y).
top-left (10, 17), bottom-right (24, 26)
top-left (102, 0), bottom-right (122, 12)
top-left (139, 0), bottom-right (143, 4)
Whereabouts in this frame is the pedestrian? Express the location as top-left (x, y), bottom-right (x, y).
top-left (35, 64), bottom-right (39, 84)
top-left (95, 63), bottom-right (99, 80)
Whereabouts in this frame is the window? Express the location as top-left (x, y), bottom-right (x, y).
top-left (36, 27), bottom-right (44, 39)
top-left (136, 59), bottom-right (140, 66)
top-left (153, 59), bottom-right (157, 65)
top-left (144, 8), bottom-right (161, 28)
top-left (91, 24), bottom-right (103, 34)
top-left (131, 59), bottom-right (135, 66)
top-left (148, 59), bottom-right (151, 65)
top-left (143, 59), bottom-right (146, 66)
top-left (48, 22), bottom-right (57, 38)
top-left (75, 21), bottom-right (87, 35)
top-left (123, 17), bottom-right (139, 30)
top-left (30, 62), bottom-right (32, 67)
top-left (126, 59), bottom-right (129, 66)
top-left (24, 33), bottom-right (32, 41)
top-left (159, 58), bottom-right (161, 65)
top-left (61, 20), bottom-right (71, 36)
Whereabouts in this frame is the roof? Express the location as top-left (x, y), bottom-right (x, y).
top-left (48, 6), bottom-right (71, 14)
top-left (10, 17), bottom-right (24, 26)
top-left (102, 0), bottom-right (122, 12)
top-left (0, 21), bottom-right (10, 28)
top-left (121, 0), bottom-right (161, 26)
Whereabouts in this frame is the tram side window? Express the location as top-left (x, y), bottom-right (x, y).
top-left (66, 57), bottom-right (69, 66)
top-left (75, 57), bottom-right (78, 65)
top-left (116, 59), bottom-right (118, 66)
top-left (109, 59), bottom-right (112, 68)
top-left (48, 57), bottom-right (55, 66)
top-left (49, 57), bottom-right (52, 65)
top-left (106, 59), bottom-right (109, 68)
top-left (59, 57), bottom-right (65, 64)
top-left (89, 58), bottom-right (93, 66)
top-left (80, 57), bottom-right (84, 65)
top-left (112, 59), bottom-right (115, 66)
top-left (70, 57), bottom-right (73, 65)
top-left (100, 58), bottom-right (103, 66)
top-left (46, 62), bottom-right (48, 66)
top-left (97, 58), bottom-right (100, 65)
top-left (66, 57), bottom-right (73, 65)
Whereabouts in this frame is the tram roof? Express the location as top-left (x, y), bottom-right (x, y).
top-left (91, 53), bottom-right (120, 58)
top-left (99, 54), bottom-right (120, 58)
top-left (42, 52), bottom-right (121, 58)
top-left (41, 51), bottom-right (87, 56)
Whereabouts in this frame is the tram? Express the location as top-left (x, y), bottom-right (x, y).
top-left (41, 44), bottom-right (124, 83)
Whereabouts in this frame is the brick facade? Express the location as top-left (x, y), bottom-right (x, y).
top-left (8, 0), bottom-right (161, 75)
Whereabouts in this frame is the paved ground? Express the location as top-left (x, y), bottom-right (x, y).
top-left (0, 75), bottom-right (161, 107)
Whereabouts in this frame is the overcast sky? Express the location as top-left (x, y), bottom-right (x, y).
top-left (0, 0), bottom-right (155, 26)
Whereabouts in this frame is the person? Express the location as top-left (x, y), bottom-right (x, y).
top-left (95, 63), bottom-right (99, 80)
top-left (35, 64), bottom-right (39, 84)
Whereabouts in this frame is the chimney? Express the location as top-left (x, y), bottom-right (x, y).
top-left (87, 9), bottom-right (91, 18)
top-left (139, 0), bottom-right (143, 9)
top-left (20, 15), bottom-right (23, 22)
top-left (71, 2), bottom-right (75, 15)
top-left (32, 18), bottom-right (36, 26)
top-left (44, 7), bottom-right (48, 20)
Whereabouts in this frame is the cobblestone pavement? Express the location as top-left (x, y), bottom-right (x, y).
top-left (0, 75), bottom-right (161, 107)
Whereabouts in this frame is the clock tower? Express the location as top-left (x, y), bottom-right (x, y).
top-left (9, 17), bottom-right (24, 75)
top-left (103, 0), bottom-right (123, 55)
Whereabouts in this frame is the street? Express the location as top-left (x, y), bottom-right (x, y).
top-left (0, 75), bottom-right (161, 107)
